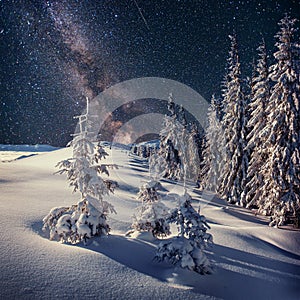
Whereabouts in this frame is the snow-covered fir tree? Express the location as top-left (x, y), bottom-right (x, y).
top-left (130, 180), bottom-right (170, 238)
top-left (257, 15), bottom-right (300, 226)
top-left (148, 147), bottom-right (167, 181)
top-left (190, 122), bottom-right (204, 162)
top-left (219, 34), bottom-right (248, 205)
top-left (43, 98), bottom-right (117, 244)
top-left (239, 81), bottom-right (252, 207)
top-left (190, 122), bottom-right (205, 187)
top-left (130, 143), bottom-right (171, 238)
top-left (212, 94), bottom-right (224, 122)
top-left (242, 39), bottom-right (271, 209)
top-left (185, 129), bottom-right (201, 183)
top-left (239, 59), bottom-right (255, 206)
top-left (159, 95), bottom-right (201, 185)
top-left (155, 192), bottom-right (213, 274)
top-left (199, 95), bottom-right (225, 192)
top-left (158, 94), bottom-right (182, 180)
top-left (178, 105), bottom-right (200, 184)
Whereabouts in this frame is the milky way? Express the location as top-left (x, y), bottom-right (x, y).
top-left (0, 0), bottom-right (299, 146)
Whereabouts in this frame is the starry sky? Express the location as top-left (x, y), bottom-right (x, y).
top-left (0, 0), bottom-right (299, 146)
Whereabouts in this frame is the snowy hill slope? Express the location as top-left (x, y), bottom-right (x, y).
top-left (0, 146), bottom-right (299, 300)
top-left (0, 144), bottom-right (59, 162)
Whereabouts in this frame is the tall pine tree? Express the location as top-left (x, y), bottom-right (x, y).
top-left (243, 39), bottom-right (271, 209)
top-left (219, 34), bottom-right (247, 205)
top-left (258, 15), bottom-right (300, 226)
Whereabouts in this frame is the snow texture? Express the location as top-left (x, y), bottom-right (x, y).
top-left (0, 145), bottom-right (300, 299)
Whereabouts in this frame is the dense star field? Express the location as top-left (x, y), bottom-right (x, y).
top-left (0, 0), bottom-right (299, 146)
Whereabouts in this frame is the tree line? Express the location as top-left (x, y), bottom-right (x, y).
top-left (160, 14), bottom-right (300, 227)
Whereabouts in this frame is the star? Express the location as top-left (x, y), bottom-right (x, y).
top-left (0, 0), bottom-right (299, 146)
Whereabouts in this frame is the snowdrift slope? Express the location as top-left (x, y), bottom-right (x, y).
top-left (0, 146), bottom-right (299, 300)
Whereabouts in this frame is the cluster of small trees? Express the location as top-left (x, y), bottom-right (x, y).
top-left (158, 94), bottom-right (202, 183)
top-left (130, 144), bottom-right (154, 158)
top-left (129, 179), bottom-right (212, 274)
top-left (199, 15), bottom-right (300, 227)
top-left (128, 124), bottom-right (213, 274)
top-left (128, 187), bottom-right (213, 275)
top-left (43, 96), bottom-right (213, 275)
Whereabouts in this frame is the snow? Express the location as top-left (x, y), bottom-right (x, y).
top-left (0, 145), bottom-right (299, 299)
top-left (0, 144), bottom-right (59, 162)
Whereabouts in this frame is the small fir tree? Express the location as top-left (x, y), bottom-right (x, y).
top-left (43, 98), bottom-right (117, 244)
top-left (155, 192), bottom-right (213, 274)
top-left (130, 180), bottom-right (170, 238)
top-left (128, 141), bottom-right (170, 238)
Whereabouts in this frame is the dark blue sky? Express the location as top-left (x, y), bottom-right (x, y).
top-left (0, 0), bottom-right (299, 146)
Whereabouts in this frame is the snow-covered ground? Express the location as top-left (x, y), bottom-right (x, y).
top-left (0, 144), bottom-right (59, 162)
top-left (0, 145), bottom-right (299, 300)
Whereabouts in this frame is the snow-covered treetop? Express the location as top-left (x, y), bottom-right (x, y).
top-left (137, 180), bottom-right (161, 203)
top-left (167, 93), bottom-right (176, 118)
top-left (56, 97), bottom-right (118, 198)
top-left (168, 192), bottom-right (212, 243)
top-left (270, 14), bottom-right (299, 83)
top-left (227, 33), bottom-right (241, 78)
top-left (178, 105), bottom-right (187, 127)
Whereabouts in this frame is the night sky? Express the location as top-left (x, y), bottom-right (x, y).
top-left (1, 0), bottom-right (299, 146)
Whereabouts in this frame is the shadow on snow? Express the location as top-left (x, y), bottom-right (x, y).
top-left (30, 220), bottom-right (300, 299)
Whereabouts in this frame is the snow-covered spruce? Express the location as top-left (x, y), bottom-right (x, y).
top-left (189, 122), bottom-right (205, 188)
top-left (219, 34), bottom-right (248, 205)
top-left (242, 39), bottom-right (271, 209)
top-left (130, 180), bottom-right (170, 238)
top-left (257, 15), bottom-right (300, 226)
top-left (158, 94), bottom-right (201, 184)
top-left (199, 95), bottom-right (225, 192)
top-left (158, 94), bottom-right (182, 180)
top-left (43, 99), bottom-right (117, 244)
top-left (239, 78), bottom-right (251, 207)
top-left (178, 105), bottom-right (201, 184)
top-left (155, 192), bottom-right (213, 274)
top-left (148, 148), bottom-right (167, 181)
top-left (43, 196), bottom-right (115, 244)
